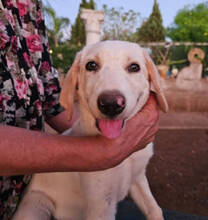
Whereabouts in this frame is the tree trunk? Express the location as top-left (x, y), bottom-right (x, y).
top-left (54, 36), bottom-right (58, 47)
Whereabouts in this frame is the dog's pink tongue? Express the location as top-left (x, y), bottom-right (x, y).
top-left (98, 119), bottom-right (123, 139)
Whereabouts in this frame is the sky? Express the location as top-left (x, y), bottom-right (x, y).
top-left (43, 0), bottom-right (206, 28)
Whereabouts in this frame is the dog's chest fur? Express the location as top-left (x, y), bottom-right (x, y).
top-left (26, 112), bottom-right (152, 219)
top-left (52, 121), bottom-right (154, 219)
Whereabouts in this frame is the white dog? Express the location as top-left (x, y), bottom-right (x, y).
top-left (13, 41), bottom-right (168, 220)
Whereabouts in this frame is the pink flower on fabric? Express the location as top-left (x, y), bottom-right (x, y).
top-left (14, 79), bottom-right (29, 100)
top-left (0, 94), bottom-right (9, 110)
top-left (0, 94), bottom-right (3, 109)
top-left (0, 20), bottom-right (4, 29)
top-left (45, 84), bottom-right (58, 93)
top-left (44, 101), bottom-right (57, 111)
top-left (17, 2), bottom-right (28, 17)
top-left (35, 100), bottom-right (42, 113)
top-left (40, 61), bottom-right (50, 73)
top-left (11, 36), bottom-right (17, 53)
top-left (6, 56), bottom-right (15, 69)
top-left (0, 32), bottom-right (9, 49)
top-left (5, 0), bottom-right (14, 8)
top-left (36, 10), bottom-right (42, 26)
top-left (23, 52), bottom-right (34, 67)
top-left (14, 182), bottom-right (23, 193)
top-left (36, 78), bottom-right (44, 95)
top-left (5, 11), bottom-right (15, 27)
top-left (26, 34), bottom-right (42, 53)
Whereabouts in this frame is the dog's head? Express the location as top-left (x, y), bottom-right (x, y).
top-left (60, 41), bottom-right (168, 139)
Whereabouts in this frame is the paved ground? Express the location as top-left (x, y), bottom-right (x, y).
top-left (147, 127), bottom-right (208, 217)
top-left (145, 112), bottom-right (208, 217)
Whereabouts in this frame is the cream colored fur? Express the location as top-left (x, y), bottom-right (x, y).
top-left (13, 41), bottom-right (168, 220)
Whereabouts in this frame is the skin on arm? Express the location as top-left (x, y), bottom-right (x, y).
top-left (45, 110), bottom-right (78, 133)
top-left (0, 93), bottom-right (158, 176)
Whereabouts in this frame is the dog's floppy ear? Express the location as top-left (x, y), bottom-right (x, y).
top-left (60, 52), bottom-right (81, 120)
top-left (143, 50), bottom-right (168, 113)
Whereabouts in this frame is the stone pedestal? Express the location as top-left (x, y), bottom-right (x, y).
top-left (81, 9), bottom-right (104, 45)
top-left (176, 63), bottom-right (203, 90)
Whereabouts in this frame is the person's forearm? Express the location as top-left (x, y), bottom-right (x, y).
top-left (0, 93), bottom-right (159, 176)
top-left (46, 109), bottom-right (79, 133)
top-left (0, 125), bottom-right (113, 175)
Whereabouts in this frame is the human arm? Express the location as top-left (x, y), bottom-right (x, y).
top-left (0, 93), bottom-right (158, 176)
top-left (45, 109), bottom-right (78, 133)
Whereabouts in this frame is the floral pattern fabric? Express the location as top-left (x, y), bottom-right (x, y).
top-left (0, 0), bottom-right (63, 219)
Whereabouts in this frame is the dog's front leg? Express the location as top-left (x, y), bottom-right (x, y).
top-left (80, 172), bottom-right (117, 220)
top-left (130, 173), bottom-right (163, 220)
top-left (12, 191), bottom-right (55, 220)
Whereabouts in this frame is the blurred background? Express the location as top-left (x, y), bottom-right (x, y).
top-left (43, 0), bottom-right (208, 217)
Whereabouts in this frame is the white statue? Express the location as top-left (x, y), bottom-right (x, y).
top-left (176, 48), bottom-right (205, 90)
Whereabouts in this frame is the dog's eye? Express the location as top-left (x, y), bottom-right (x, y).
top-left (86, 61), bottom-right (99, 71)
top-left (128, 63), bottom-right (140, 73)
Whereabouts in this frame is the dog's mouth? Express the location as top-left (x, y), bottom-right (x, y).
top-left (96, 119), bottom-right (125, 139)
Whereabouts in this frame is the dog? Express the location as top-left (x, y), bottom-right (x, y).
top-left (13, 40), bottom-right (168, 220)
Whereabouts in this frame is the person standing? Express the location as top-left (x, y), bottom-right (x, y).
top-left (0, 0), bottom-right (159, 219)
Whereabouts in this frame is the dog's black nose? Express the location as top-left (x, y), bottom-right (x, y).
top-left (97, 91), bottom-right (126, 117)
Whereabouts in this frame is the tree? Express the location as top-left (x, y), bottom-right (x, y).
top-left (136, 0), bottom-right (165, 42)
top-left (102, 5), bottom-right (140, 41)
top-left (167, 3), bottom-right (208, 42)
top-left (70, 0), bottom-right (95, 46)
top-left (44, 5), bottom-right (70, 47)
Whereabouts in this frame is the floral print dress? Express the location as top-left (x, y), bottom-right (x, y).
top-left (0, 0), bottom-right (63, 218)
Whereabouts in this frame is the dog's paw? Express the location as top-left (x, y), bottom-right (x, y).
top-left (147, 207), bottom-right (164, 220)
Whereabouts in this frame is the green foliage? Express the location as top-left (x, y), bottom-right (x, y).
top-left (102, 5), bottom-right (140, 41)
top-left (168, 46), bottom-right (189, 70)
top-left (70, 0), bottom-right (95, 46)
top-left (70, 15), bottom-right (85, 47)
top-left (136, 0), bottom-right (165, 42)
top-left (44, 5), bottom-right (70, 47)
top-left (50, 43), bottom-right (81, 74)
top-left (167, 3), bottom-right (208, 42)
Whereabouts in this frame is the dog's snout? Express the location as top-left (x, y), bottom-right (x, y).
top-left (97, 91), bottom-right (126, 117)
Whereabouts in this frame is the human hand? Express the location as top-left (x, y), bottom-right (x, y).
top-left (123, 92), bottom-right (159, 150)
top-left (100, 92), bottom-right (159, 168)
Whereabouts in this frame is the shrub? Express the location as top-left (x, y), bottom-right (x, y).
top-left (50, 43), bottom-right (81, 74)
